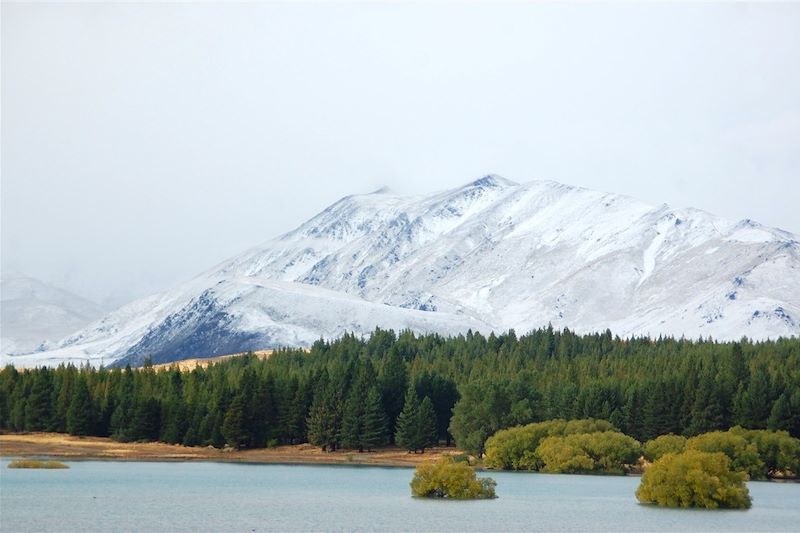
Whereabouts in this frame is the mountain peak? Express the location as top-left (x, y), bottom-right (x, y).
top-left (7, 174), bottom-right (798, 368)
top-left (469, 174), bottom-right (518, 189)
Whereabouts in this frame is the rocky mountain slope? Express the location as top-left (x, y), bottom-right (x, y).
top-left (4, 176), bottom-right (798, 367)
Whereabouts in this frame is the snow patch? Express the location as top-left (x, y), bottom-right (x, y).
top-left (638, 217), bottom-right (671, 287)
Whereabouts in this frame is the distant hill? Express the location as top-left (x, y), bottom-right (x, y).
top-left (1, 275), bottom-right (105, 356)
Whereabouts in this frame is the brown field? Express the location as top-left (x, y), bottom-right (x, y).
top-left (0, 433), bottom-right (464, 468)
top-left (150, 350), bottom-right (274, 371)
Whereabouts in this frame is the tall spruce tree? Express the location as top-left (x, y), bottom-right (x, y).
top-left (395, 385), bottom-right (420, 452)
top-left (251, 372), bottom-right (274, 447)
top-left (51, 367), bottom-right (76, 433)
top-left (767, 392), bottom-right (798, 434)
top-left (361, 387), bottom-right (388, 451)
top-left (642, 381), bottom-right (674, 440)
top-left (340, 363), bottom-right (373, 451)
top-left (307, 375), bottom-right (341, 451)
top-left (380, 350), bottom-right (408, 443)
top-left (222, 393), bottom-right (246, 448)
top-left (416, 396), bottom-right (438, 453)
top-left (288, 384), bottom-right (309, 444)
top-left (110, 365), bottom-right (134, 439)
top-left (24, 370), bottom-right (52, 431)
top-left (415, 373), bottom-right (459, 445)
top-left (66, 376), bottom-right (94, 436)
top-left (131, 397), bottom-right (161, 441)
top-left (340, 391), bottom-right (366, 451)
top-left (277, 377), bottom-right (299, 443)
top-left (687, 379), bottom-right (725, 435)
top-left (739, 368), bottom-right (773, 429)
top-left (159, 369), bottom-right (187, 444)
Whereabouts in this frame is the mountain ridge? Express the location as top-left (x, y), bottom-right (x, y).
top-left (3, 175), bottom-right (797, 368)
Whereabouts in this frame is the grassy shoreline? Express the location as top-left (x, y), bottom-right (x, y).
top-left (0, 432), bottom-right (461, 468)
top-left (3, 433), bottom-right (796, 481)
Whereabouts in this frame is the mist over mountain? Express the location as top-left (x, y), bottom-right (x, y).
top-left (0, 275), bottom-right (106, 356)
top-left (4, 176), bottom-right (798, 368)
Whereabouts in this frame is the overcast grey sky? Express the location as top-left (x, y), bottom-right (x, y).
top-left (2, 1), bottom-right (799, 308)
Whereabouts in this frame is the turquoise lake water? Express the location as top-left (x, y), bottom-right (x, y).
top-left (1, 459), bottom-right (798, 532)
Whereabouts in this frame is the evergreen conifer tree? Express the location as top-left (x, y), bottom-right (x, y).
top-left (417, 396), bottom-right (438, 453)
top-left (642, 382), bottom-right (674, 440)
top-left (24, 371), bottom-right (52, 431)
top-left (222, 393), bottom-right (246, 448)
top-left (51, 368), bottom-right (76, 433)
top-left (66, 376), bottom-right (94, 436)
top-left (380, 351), bottom-right (408, 443)
top-left (687, 379), bottom-right (725, 435)
top-left (288, 385), bottom-right (308, 444)
top-left (767, 392), bottom-right (795, 433)
top-left (741, 369), bottom-right (772, 429)
top-left (361, 387), bottom-right (388, 451)
top-left (306, 376), bottom-right (341, 451)
top-left (340, 391), bottom-right (365, 451)
top-left (277, 378), bottom-right (299, 443)
top-left (131, 397), bottom-right (161, 441)
top-left (395, 385), bottom-right (420, 452)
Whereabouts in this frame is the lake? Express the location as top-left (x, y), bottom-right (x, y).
top-left (1, 459), bottom-right (798, 532)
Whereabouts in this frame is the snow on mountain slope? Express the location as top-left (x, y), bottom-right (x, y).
top-left (211, 175), bottom-right (799, 339)
top-left (1, 275), bottom-right (105, 355)
top-left (4, 175), bottom-right (798, 368)
top-left (4, 277), bottom-right (489, 368)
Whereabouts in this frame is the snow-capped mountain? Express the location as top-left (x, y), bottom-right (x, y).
top-left (1, 275), bottom-right (106, 356)
top-left (4, 176), bottom-right (798, 368)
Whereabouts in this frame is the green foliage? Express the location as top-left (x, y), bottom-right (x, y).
top-left (636, 450), bottom-right (751, 509)
top-left (395, 386), bottom-right (420, 451)
top-left (340, 364), bottom-right (388, 452)
top-left (306, 375), bottom-right (342, 452)
top-left (130, 397), bottom-right (161, 441)
top-left (222, 394), bottom-right (246, 448)
top-left (483, 418), bottom-right (617, 470)
top-left (686, 377), bottom-right (726, 436)
top-left (361, 387), bottom-right (388, 451)
top-left (410, 456), bottom-right (496, 499)
top-left (728, 426), bottom-right (800, 478)
top-left (449, 376), bottom-right (541, 457)
top-left (417, 397), bottom-right (438, 451)
top-left (448, 383), bottom-right (494, 457)
top-left (415, 373), bottom-right (459, 445)
top-left (733, 367), bottom-right (772, 429)
top-left (396, 387), bottom-right (438, 452)
top-left (643, 434), bottom-right (687, 462)
top-left (1, 326), bottom-right (797, 462)
top-left (768, 391), bottom-right (800, 436)
top-left (24, 370), bottom-right (52, 431)
top-left (536, 431), bottom-right (642, 474)
top-left (379, 346), bottom-right (407, 443)
top-left (686, 430), bottom-right (764, 479)
top-left (66, 376), bottom-right (94, 436)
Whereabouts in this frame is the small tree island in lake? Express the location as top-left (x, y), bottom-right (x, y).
top-left (8, 459), bottom-right (69, 469)
top-left (636, 450), bottom-right (751, 509)
top-left (411, 456), bottom-right (497, 499)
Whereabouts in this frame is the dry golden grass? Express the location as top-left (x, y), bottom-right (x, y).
top-left (8, 459), bottom-right (69, 469)
top-left (1, 433), bottom-right (463, 467)
top-left (150, 350), bottom-right (274, 371)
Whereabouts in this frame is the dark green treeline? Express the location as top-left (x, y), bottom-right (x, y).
top-left (1, 327), bottom-right (798, 454)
